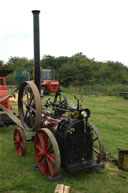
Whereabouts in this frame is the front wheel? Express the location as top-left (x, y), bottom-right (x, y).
top-left (34, 128), bottom-right (61, 176)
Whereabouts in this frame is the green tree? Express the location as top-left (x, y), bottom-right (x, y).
top-left (0, 60), bottom-right (4, 67)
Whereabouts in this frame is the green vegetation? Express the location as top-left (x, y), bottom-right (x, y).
top-left (63, 84), bottom-right (128, 96)
top-left (0, 91), bottom-right (128, 193)
top-left (0, 53), bottom-right (128, 96)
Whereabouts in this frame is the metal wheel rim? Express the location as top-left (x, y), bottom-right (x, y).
top-left (88, 123), bottom-right (104, 163)
top-left (34, 128), bottom-right (61, 176)
top-left (18, 81), bottom-right (41, 131)
top-left (13, 127), bottom-right (27, 156)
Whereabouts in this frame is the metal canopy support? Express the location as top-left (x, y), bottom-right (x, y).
top-left (32, 10), bottom-right (41, 93)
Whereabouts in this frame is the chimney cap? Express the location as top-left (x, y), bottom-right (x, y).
top-left (32, 10), bottom-right (40, 14)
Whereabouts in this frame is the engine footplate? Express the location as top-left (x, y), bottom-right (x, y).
top-left (62, 160), bottom-right (104, 173)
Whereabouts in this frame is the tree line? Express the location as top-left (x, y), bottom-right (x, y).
top-left (0, 52), bottom-right (128, 86)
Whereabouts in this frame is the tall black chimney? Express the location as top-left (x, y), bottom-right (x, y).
top-left (32, 10), bottom-right (40, 93)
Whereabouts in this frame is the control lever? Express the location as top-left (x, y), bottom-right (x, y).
top-left (74, 95), bottom-right (83, 110)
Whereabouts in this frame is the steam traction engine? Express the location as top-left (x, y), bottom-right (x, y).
top-left (14, 81), bottom-right (104, 177)
top-left (14, 10), bottom-right (104, 178)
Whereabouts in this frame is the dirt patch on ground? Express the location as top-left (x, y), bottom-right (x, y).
top-left (105, 161), bottom-right (119, 171)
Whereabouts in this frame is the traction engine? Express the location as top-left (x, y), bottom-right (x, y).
top-left (14, 81), bottom-right (104, 177)
top-left (13, 10), bottom-right (104, 178)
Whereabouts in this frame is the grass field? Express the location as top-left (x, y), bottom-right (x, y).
top-left (0, 91), bottom-right (128, 193)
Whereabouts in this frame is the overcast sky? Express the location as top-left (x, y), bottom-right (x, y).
top-left (0, 0), bottom-right (128, 66)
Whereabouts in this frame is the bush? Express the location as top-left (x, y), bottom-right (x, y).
top-left (68, 84), bottom-right (128, 96)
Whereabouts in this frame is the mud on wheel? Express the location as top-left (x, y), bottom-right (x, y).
top-left (18, 81), bottom-right (41, 131)
top-left (34, 128), bottom-right (61, 177)
top-left (13, 127), bottom-right (27, 156)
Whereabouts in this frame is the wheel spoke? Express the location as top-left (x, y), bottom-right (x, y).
top-left (37, 151), bottom-right (45, 156)
top-left (29, 94), bottom-right (34, 105)
top-left (20, 142), bottom-right (24, 149)
top-left (46, 152), bottom-right (55, 163)
top-left (24, 109), bottom-right (29, 120)
top-left (14, 134), bottom-right (19, 143)
top-left (92, 137), bottom-right (98, 142)
top-left (93, 147), bottom-right (100, 154)
top-left (37, 155), bottom-right (44, 162)
top-left (46, 157), bottom-right (54, 176)
top-left (44, 158), bottom-right (48, 173)
top-left (38, 133), bottom-right (45, 148)
top-left (20, 143), bottom-right (23, 153)
top-left (23, 88), bottom-right (35, 119)
top-left (29, 106), bottom-right (36, 113)
top-left (46, 144), bottom-right (52, 153)
top-left (14, 136), bottom-right (19, 143)
top-left (16, 143), bottom-right (20, 149)
top-left (35, 144), bottom-right (44, 152)
top-left (44, 133), bottom-right (48, 149)
top-left (14, 140), bottom-right (18, 144)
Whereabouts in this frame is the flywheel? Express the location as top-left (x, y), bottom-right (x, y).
top-left (18, 81), bottom-right (42, 131)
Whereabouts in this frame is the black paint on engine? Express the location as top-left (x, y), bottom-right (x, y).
top-left (55, 118), bottom-right (94, 172)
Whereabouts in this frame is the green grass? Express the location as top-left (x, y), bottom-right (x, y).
top-left (62, 84), bottom-right (128, 96)
top-left (0, 90), bottom-right (128, 193)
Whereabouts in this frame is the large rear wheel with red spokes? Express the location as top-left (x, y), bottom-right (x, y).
top-left (13, 127), bottom-right (27, 156)
top-left (34, 128), bottom-right (61, 177)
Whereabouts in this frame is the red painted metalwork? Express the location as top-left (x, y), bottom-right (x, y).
top-left (40, 109), bottom-right (64, 134)
top-left (34, 128), bottom-right (60, 176)
top-left (0, 76), bottom-right (11, 110)
top-left (13, 128), bottom-right (27, 156)
top-left (40, 80), bottom-right (59, 94)
top-left (0, 70), bottom-right (14, 110)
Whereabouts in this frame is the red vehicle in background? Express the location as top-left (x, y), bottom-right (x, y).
top-left (0, 70), bottom-right (16, 127)
top-left (40, 69), bottom-right (60, 95)
top-left (0, 70), bottom-right (14, 110)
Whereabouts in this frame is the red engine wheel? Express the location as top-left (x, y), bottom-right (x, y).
top-left (34, 128), bottom-right (61, 177)
top-left (13, 127), bottom-right (27, 156)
